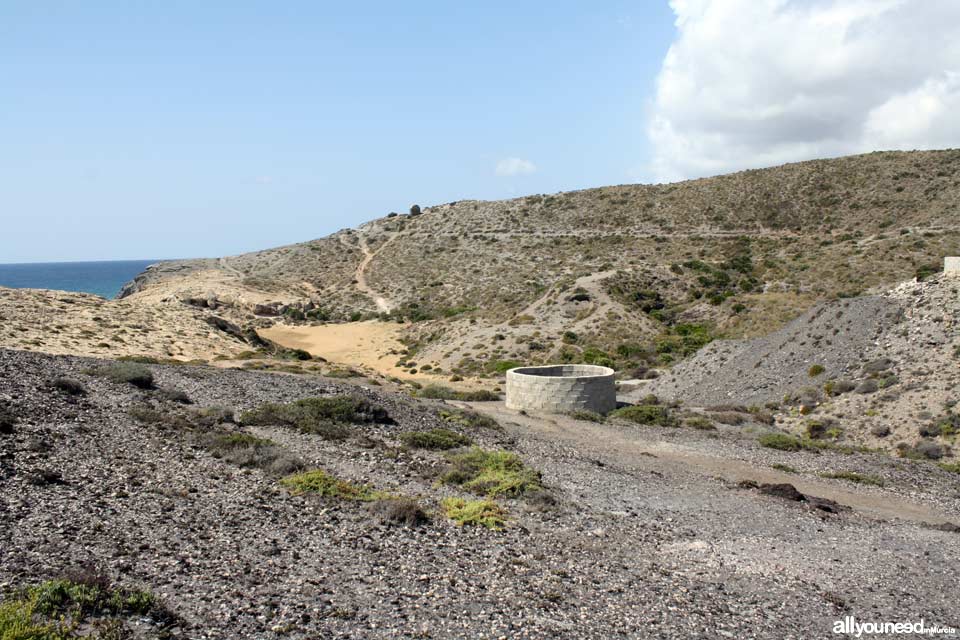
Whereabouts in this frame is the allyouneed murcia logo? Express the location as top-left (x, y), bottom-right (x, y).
top-left (833, 616), bottom-right (958, 637)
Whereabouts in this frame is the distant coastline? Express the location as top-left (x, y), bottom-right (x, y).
top-left (0, 259), bottom-right (162, 299)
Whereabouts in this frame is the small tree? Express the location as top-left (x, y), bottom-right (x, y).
top-left (409, 204), bottom-right (421, 216)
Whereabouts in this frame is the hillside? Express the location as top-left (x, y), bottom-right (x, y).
top-left (113, 149), bottom-right (959, 378)
top-left (630, 272), bottom-right (960, 459)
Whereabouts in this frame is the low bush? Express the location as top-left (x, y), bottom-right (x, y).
top-left (808, 364), bottom-right (825, 377)
top-left (239, 396), bottom-right (391, 439)
top-left (438, 408), bottom-right (502, 431)
top-left (709, 411), bottom-right (746, 426)
top-left (399, 428), bottom-right (472, 450)
top-left (92, 362), bottom-right (155, 389)
top-left (203, 432), bottom-right (303, 476)
top-left (684, 416), bottom-right (716, 430)
top-left (369, 497), bottom-right (429, 526)
top-left (280, 469), bottom-right (378, 500)
top-left (610, 405), bottom-right (676, 427)
top-left (567, 409), bottom-right (606, 423)
top-left (417, 385), bottom-right (499, 401)
top-left (759, 433), bottom-right (804, 451)
top-left (51, 377), bottom-right (87, 396)
top-left (441, 448), bottom-right (542, 498)
top-left (441, 497), bottom-right (507, 530)
top-left (158, 388), bottom-right (192, 404)
top-left (819, 471), bottom-right (884, 487)
top-left (0, 573), bottom-right (168, 640)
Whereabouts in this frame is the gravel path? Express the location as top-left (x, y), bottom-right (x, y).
top-left (2, 348), bottom-right (958, 638)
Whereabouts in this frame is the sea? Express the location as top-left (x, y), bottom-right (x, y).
top-left (0, 260), bottom-right (161, 299)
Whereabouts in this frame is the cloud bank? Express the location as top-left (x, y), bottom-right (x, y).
top-left (495, 157), bottom-right (537, 177)
top-left (649, 0), bottom-right (960, 182)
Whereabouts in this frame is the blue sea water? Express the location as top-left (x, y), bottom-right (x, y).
top-left (0, 260), bottom-right (161, 299)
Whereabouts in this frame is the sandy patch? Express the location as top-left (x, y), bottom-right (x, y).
top-left (259, 321), bottom-right (412, 378)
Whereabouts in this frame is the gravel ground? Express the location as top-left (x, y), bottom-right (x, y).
top-left (632, 295), bottom-right (903, 407)
top-left (2, 348), bottom-right (959, 638)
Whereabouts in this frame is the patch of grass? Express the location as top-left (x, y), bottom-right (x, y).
top-left (0, 572), bottom-right (168, 640)
top-left (937, 462), bottom-right (960, 474)
top-left (567, 409), bottom-right (606, 423)
top-left (819, 471), bottom-right (884, 486)
top-left (683, 416), bottom-right (716, 430)
top-left (808, 364), bottom-right (825, 377)
top-left (441, 497), bottom-right (507, 530)
top-left (771, 463), bottom-right (798, 473)
top-left (758, 433), bottom-right (803, 451)
top-left (399, 428), bottom-right (472, 450)
top-left (486, 359), bottom-right (523, 374)
top-left (441, 448), bottom-right (542, 498)
top-left (417, 384), bottom-right (499, 401)
top-left (610, 404), bottom-right (676, 427)
top-left (90, 362), bottom-right (154, 389)
top-left (439, 408), bottom-right (502, 431)
top-left (239, 396), bottom-right (390, 439)
top-left (280, 469), bottom-right (378, 500)
top-left (758, 432), bottom-right (860, 454)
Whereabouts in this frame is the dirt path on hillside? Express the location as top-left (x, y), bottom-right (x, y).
top-left (355, 230), bottom-right (397, 313)
top-left (460, 401), bottom-right (956, 526)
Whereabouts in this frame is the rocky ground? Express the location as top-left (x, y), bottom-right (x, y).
top-left (2, 347), bottom-right (959, 638)
top-left (632, 273), bottom-right (960, 459)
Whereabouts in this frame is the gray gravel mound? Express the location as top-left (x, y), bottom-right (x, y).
top-left (636, 295), bottom-right (904, 406)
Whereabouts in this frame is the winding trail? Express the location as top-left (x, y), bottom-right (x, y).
top-left (353, 229), bottom-right (397, 313)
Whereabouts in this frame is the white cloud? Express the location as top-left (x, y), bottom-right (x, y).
top-left (648, 0), bottom-right (960, 182)
top-left (495, 157), bottom-right (537, 177)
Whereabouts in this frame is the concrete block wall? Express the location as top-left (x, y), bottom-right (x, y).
top-left (946, 257), bottom-right (960, 275)
top-left (506, 365), bottom-right (616, 414)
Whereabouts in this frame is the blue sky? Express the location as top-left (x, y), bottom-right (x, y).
top-left (0, 2), bottom-right (676, 262)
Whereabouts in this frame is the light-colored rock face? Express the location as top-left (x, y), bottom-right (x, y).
top-left (946, 257), bottom-right (960, 274)
top-left (506, 365), bottom-right (616, 414)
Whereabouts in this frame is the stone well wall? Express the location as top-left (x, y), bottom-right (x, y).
top-left (505, 364), bottom-right (616, 414)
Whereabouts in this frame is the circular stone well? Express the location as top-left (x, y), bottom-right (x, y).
top-left (505, 364), bottom-right (616, 414)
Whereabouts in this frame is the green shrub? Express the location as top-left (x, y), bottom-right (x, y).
top-left (439, 408), bottom-right (502, 431)
top-left (441, 448), bottom-right (542, 498)
top-left (239, 396), bottom-right (390, 439)
top-left (280, 469), bottom-right (378, 500)
top-left (417, 385), bottom-right (499, 401)
top-left (51, 377), bottom-right (87, 396)
top-left (0, 575), bottom-right (163, 640)
top-left (441, 497), bottom-right (507, 530)
top-left (611, 405), bottom-right (676, 427)
top-left (399, 428), bottom-right (472, 450)
top-left (92, 362), bottom-right (154, 389)
top-left (567, 409), bottom-right (606, 423)
top-left (819, 471), bottom-right (884, 487)
top-left (486, 359), bottom-right (523, 374)
top-left (808, 364), bottom-right (825, 377)
top-left (937, 462), bottom-right (960, 474)
top-left (684, 416), bottom-right (716, 430)
top-left (758, 433), bottom-right (803, 451)
top-left (771, 463), bottom-right (797, 473)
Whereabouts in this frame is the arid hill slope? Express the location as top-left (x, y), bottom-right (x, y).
top-left (114, 149), bottom-right (960, 377)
